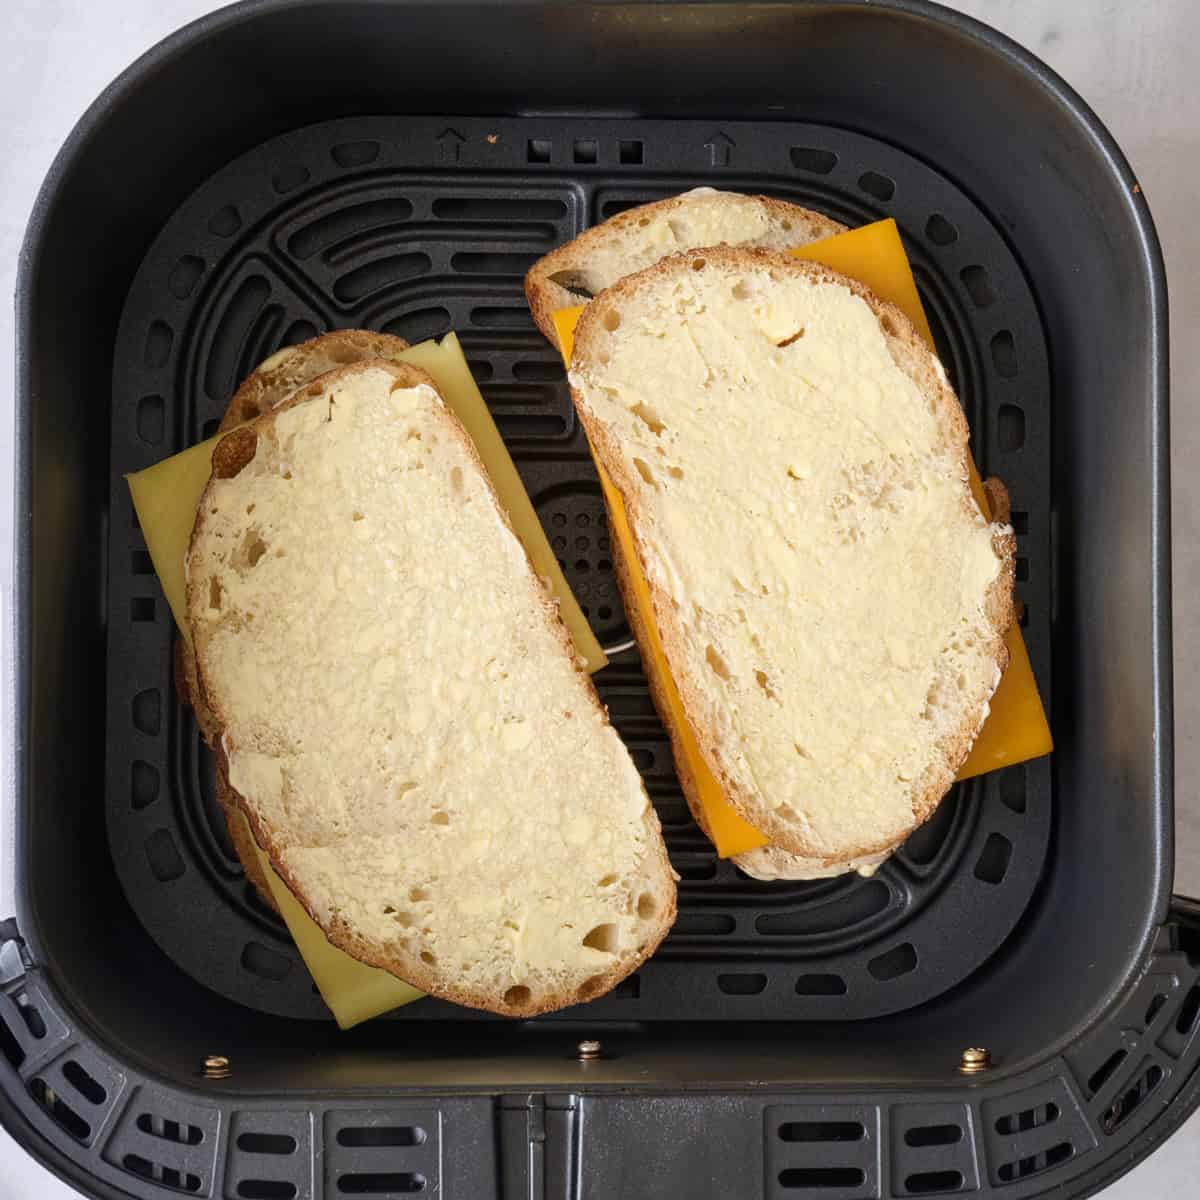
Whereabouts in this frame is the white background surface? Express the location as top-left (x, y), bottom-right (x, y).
top-left (1, 1), bottom-right (1198, 1195)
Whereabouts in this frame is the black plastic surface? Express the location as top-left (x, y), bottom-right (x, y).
top-left (7, 2), bottom-right (1180, 1198)
top-left (105, 114), bottom-right (1052, 1023)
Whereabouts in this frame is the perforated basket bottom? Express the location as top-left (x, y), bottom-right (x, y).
top-left (106, 116), bottom-right (1052, 1021)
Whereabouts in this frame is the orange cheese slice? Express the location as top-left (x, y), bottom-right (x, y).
top-left (552, 217), bottom-right (1051, 855)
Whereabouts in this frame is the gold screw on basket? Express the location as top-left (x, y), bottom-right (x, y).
top-left (959, 1047), bottom-right (992, 1075)
top-left (577, 1039), bottom-right (603, 1062)
top-left (201, 1055), bottom-right (231, 1080)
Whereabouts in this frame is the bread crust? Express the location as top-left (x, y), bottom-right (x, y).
top-left (525, 190), bottom-right (846, 348)
top-left (188, 360), bottom-right (675, 1016)
top-left (568, 246), bottom-right (1015, 862)
top-left (176, 331), bottom-right (411, 909)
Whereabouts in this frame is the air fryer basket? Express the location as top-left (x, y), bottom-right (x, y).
top-left (5, 3), bottom-right (1188, 1199)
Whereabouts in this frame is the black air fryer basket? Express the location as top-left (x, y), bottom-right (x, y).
top-left (6, 2), bottom-right (1189, 1197)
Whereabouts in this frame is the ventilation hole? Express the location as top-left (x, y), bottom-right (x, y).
top-left (0, 1012), bottom-right (24, 1068)
top-left (1145, 993), bottom-right (1168, 1027)
top-left (1016, 557), bottom-right (1029, 582)
top-left (337, 1174), bottom-right (425, 1195)
top-left (991, 331), bottom-right (1018, 379)
top-left (998, 1141), bottom-right (1074, 1181)
top-left (209, 205), bottom-right (242, 237)
top-left (145, 829), bottom-right (185, 882)
top-left (334, 253), bottom-right (431, 302)
top-left (619, 139), bottom-right (644, 164)
top-left (974, 833), bottom-right (1012, 885)
top-left (789, 147), bottom-right (838, 174)
top-left (504, 985), bottom-right (532, 1008)
top-left (573, 138), bottom-right (598, 163)
top-left (996, 404), bottom-right (1026, 453)
top-left (468, 305), bottom-right (535, 329)
top-left (960, 265), bottom-right (996, 308)
top-left (779, 1168), bottom-right (864, 1189)
top-left (137, 395), bottom-right (165, 444)
top-left (717, 973), bottom-right (767, 995)
top-left (526, 139), bottom-right (552, 164)
top-left (673, 913), bottom-right (735, 935)
top-left (905, 1170), bottom-right (964, 1194)
top-left (705, 644), bottom-right (732, 681)
top-left (237, 1132), bottom-right (297, 1155)
top-left (867, 942), bottom-right (917, 981)
top-left (17, 995), bottom-right (45, 1038)
top-left (575, 559), bottom-right (590, 573)
top-left (598, 605), bottom-right (613, 620)
top-left (597, 558), bottom-right (611, 571)
top-left (331, 140), bottom-right (380, 167)
top-left (238, 1184), bottom-right (297, 1200)
top-left (925, 213), bottom-right (958, 245)
top-left (144, 322), bottom-right (174, 369)
top-left (1087, 1047), bottom-right (1128, 1096)
top-left (136, 1113), bottom-right (203, 1144)
top-left (582, 924), bottom-right (619, 954)
top-left (273, 163), bottom-right (310, 193)
top-left (905, 1124), bottom-right (962, 1147)
top-left (995, 1102), bottom-right (1059, 1135)
top-left (1103, 1064), bottom-right (1164, 1133)
top-left (997, 766), bottom-right (1026, 814)
top-left (758, 880), bottom-right (890, 935)
top-left (381, 306), bottom-right (452, 344)
top-left (637, 892), bottom-right (657, 919)
top-left (451, 251), bottom-right (540, 275)
top-left (30, 1078), bottom-right (91, 1142)
top-left (1176, 983), bottom-right (1200, 1034)
top-left (131, 550), bottom-right (155, 577)
top-left (337, 1126), bottom-right (426, 1147)
top-left (131, 597), bottom-right (155, 622)
top-left (61, 1060), bottom-right (106, 1106)
top-left (776, 328), bottom-right (805, 348)
top-left (433, 197), bottom-right (566, 220)
top-left (168, 255), bottom-right (204, 300)
top-left (779, 1121), bottom-right (863, 1142)
top-left (122, 1154), bottom-right (201, 1192)
top-left (795, 974), bottom-right (847, 996)
top-left (240, 941), bottom-right (292, 981)
top-left (858, 171), bottom-right (895, 201)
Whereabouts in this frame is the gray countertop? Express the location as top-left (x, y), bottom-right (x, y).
top-left (1, 1), bottom-right (1197, 1195)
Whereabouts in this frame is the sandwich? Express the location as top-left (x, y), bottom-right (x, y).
top-left (527, 195), bottom-right (1015, 878)
top-left (182, 352), bottom-right (676, 1016)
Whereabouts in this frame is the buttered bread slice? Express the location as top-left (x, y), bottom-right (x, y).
top-left (526, 187), bottom-right (844, 349)
top-left (568, 248), bottom-right (1014, 863)
top-left (186, 360), bottom-right (675, 1015)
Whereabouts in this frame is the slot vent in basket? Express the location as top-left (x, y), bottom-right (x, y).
top-left (981, 1080), bottom-right (1096, 1189)
top-left (891, 1103), bottom-right (979, 1194)
top-left (108, 114), bottom-right (1052, 1024)
top-left (226, 1112), bottom-right (312, 1200)
top-left (323, 1109), bottom-right (440, 1197)
top-left (767, 1104), bottom-right (879, 1199)
top-left (102, 1091), bottom-right (220, 1194)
